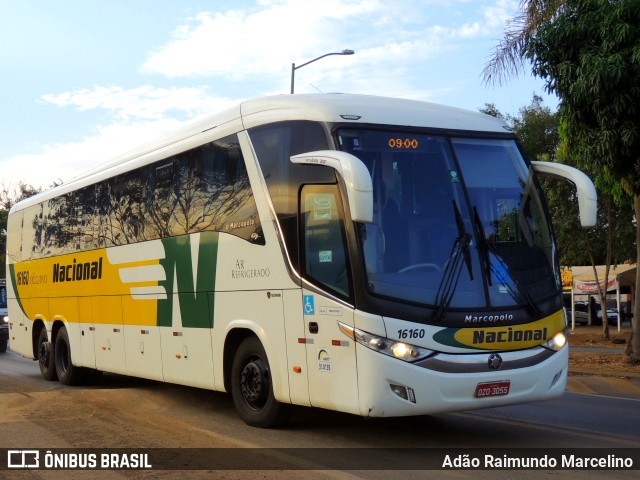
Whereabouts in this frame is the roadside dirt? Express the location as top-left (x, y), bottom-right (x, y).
top-left (568, 326), bottom-right (640, 375)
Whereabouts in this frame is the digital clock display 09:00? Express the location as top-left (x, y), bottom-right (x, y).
top-left (388, 137), bottom-right (420, 149)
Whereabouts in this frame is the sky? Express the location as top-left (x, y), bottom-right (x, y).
top-left (0, 0), bottom-right (558, 191)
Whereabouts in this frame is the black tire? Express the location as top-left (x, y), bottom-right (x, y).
top-left (231, 336), bottom-right (291, 428)
top-left (0, 338), bottom-right (7, 353)
top-left (54, 326), bottom-right (86, 386)
top-left (37, 328), bottom-right (58, 381)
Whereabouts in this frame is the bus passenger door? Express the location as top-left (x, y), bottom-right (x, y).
top-left (6, 289), bottom-right (33, 357)
top-left (6, 211), bottom-right (33, 357)
top-left (300, 184), bottom-right (359, 414)
top-left (302, 290), bottom-right (359, 414)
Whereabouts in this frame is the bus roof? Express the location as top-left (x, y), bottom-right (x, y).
top-left (239, 94), bottom-right (508, 133)
top-left (11, 94), bottom-right (510, 212)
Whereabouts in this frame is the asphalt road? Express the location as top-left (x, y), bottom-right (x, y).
top-left (1, 349), bottom-right (639, 479)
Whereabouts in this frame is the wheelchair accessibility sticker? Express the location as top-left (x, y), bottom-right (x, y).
top-left (303, 295), bottom-right (315, 315)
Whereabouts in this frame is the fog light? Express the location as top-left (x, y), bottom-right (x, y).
top-left (390, 384), bottom-right (408, 401)
top-left (390, 384), bottom-right (416, 403)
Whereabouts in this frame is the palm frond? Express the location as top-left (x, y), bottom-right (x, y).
top-left (482, 0), bottom-right (566, 86)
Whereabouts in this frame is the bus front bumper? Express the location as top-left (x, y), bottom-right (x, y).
top-left (355, 343), bottom-right (568, 417)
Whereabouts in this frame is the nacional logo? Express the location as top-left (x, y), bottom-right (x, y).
top-left (433, 310), bottom-right (565, 351)
top-left (52, 258), bottom-right (103, 283)
top-left (472, 327), bottom-right (548, 345)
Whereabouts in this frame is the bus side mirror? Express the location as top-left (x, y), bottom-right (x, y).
top-left (290, 150), bottom-right (373, 223)
top-left (532, 161), bottom-right (597, 227)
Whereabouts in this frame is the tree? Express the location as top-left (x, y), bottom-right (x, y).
top-left (511, 94), bottom-right (560, 162)
top-left (478, 103), bottom-right (506, 121)
top-left (481, 94), bottom-right (559, 161)
top-left (522, 0), bottom-right (640, 359)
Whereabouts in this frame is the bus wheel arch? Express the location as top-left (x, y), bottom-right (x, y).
top-left (223, 328), bottom-right (254, 394)
top-left (31, 320), bottom-right (46, 360)
top-left (226, 331), bottom-right (291, 428)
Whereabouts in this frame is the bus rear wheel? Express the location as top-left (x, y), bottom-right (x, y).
top-left (54, 326), bottom-right (86, 385)
top-left (37, 328), bottom-right (58, 381)
top-left (231, 336), bottom-right (291, 428)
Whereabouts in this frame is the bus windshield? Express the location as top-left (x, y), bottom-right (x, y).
top-left (0, 283), bottom-right (6, 309)
top-left (337, 129), bottom-right (559, 311)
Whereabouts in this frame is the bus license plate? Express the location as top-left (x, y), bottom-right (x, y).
top-left (474, 381), bottom-right (510, 398)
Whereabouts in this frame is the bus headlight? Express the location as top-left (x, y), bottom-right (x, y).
top-left (338, 321), bottom-right (433, 362)
top-left (2, 315), bottom-right (8, 324)
top-left (542, 331), bottom-right (567, 351)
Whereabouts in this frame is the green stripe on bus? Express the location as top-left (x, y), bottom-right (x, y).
top-left (8, 264), bottom-right (28, 319)
top-left (157, 232), bottom-right (219, 328)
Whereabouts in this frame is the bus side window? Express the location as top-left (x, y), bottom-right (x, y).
top-left (301, 185), bottom-right (351, 300)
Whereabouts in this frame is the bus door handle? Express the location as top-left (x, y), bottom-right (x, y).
top-left (308, 322), bottom-right (319, 334)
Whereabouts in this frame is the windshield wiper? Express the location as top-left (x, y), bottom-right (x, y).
top-left (455, 201), bottom-right (474, 280)
top-left (431, 202), bottom-right (472, 321)
top-left (473, 207), bottom-right (492, 286)
top-left (472, 207), bottom-right (541, 317)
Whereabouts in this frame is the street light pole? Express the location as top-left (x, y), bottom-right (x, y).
top-left (290, 49), bottom-right (355, 94)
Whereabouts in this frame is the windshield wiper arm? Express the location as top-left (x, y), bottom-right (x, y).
top-left (473, 208), bottom-right (492, 286)
top-left (431, 202), bottom-right (472, 321)
top-left (472, 207), bottom-right (541, 317)
top-left (455, 201), bottom-right (473, 280)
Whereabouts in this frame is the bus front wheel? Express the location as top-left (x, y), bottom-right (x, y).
top-left (37, 328), bottom-right (58, 381)
top-left (231, 336), bottom-right (291, 428)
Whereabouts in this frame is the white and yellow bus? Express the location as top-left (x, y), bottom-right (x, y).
top-left (6, 94), bottom-right (596, 427)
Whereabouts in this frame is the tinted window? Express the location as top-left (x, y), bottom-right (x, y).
top-left (301, 185), bottom-right (351, 298)
top-left (249, 121), bottom-right (332, 269)
top-left (22, 133), bottom-right (262, 259)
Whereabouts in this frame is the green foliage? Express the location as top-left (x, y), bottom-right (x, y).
top-left (525, 0), bottom-right (640, 199)
top-left (480, 95), bottom-right (559, 161)
top-left (511, 94), bottom-right (559, 162)
top-left (478, 103), bottom-right (507, 121)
